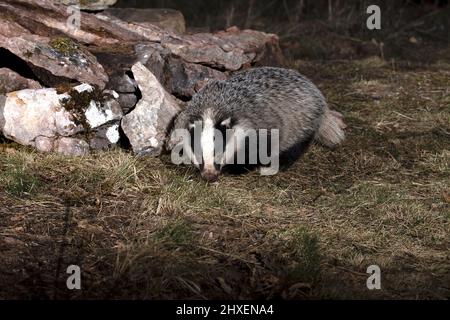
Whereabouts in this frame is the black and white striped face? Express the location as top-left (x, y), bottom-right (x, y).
top-left (170, 109), bottom-right (281, 181)
top-left (186, 112), bottom-right (233, 182)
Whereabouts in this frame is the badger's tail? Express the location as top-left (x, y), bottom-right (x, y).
top-left (315, 108), bottom-right (346, 148)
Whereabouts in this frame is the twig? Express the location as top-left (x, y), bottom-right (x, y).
top-left (393, 111), bottom-right (416, 121)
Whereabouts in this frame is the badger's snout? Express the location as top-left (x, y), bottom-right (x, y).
top-left (200, 169), bottom-right (220, 182)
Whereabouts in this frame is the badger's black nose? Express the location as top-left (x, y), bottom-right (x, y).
top-left (201, 171), bottom-right (219, 182)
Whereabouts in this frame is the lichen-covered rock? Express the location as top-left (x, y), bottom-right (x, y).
top-left (59, 84), bottom-right (122, 129)
top-left (88, 122), bottom-right (121, 150)
top-left (0, 33), bottom-right (109, 88)
top-left (121, 62), bottom-right (181, 156)
top-left (0, 84), bottom-right (122, 155)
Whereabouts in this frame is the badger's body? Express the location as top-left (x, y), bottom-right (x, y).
top-left (170, 67), bottom-right (346, 182)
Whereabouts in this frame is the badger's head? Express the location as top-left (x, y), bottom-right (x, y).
top-left (169, 108), bottom-right (236, 182)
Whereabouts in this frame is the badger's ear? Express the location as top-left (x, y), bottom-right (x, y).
top-left (188, 122), bottom-right (195, 129)
top-left (220, 117), bottom-right (232, 128)
top-left (172, 110), bottom-right (189, 130)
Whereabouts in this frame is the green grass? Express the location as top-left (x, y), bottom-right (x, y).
top-left (0, 152), bottom-right (40, 195)
top-left (156, 219), bottom-right (193, 247)
top-left (288, 228), bottom-right (321, 283)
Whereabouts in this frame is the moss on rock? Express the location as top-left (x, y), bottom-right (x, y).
top-left (50, 37), bottom-right (79, 56)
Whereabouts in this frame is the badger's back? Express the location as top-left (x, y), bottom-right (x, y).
top-left (188, 67), bottom-right (327, 153)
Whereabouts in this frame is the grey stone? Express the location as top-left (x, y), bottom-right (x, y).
top-left (135, 43), bottom-right (226, 99)
top-left (121, 62), bottom-right (181, 156)
top-left (89, 122), bottom-right (121, 150)
top-left (118, 93), bottom-right (138, 114)
top-left (0, 68), bottom-right (42, 94)
top-left (108, 73), bottom-right (137, 93)
top-left (36, 136), bottom-right (89, 156)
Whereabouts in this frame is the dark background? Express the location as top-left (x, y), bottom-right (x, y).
top-left (113, 0), bottom-right (449, 62)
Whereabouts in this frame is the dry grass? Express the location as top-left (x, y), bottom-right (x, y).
top-left (0, 57), bottom-right (449, 299)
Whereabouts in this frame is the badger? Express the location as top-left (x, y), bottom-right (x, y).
top-left (168, 67), bottom-right (346, 182)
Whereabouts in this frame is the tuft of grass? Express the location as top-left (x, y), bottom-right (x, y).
top-left (288, 227), bottom-right (321, 283)
top-left (99, 153), bottom-right (141, 192)
top-left (156, 219), bottom-right (193, 248)
top-left (0, 152), bottom-right (39, 196)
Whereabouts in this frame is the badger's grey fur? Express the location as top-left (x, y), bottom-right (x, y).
top-left (170, 67), bottom-right (346, 182)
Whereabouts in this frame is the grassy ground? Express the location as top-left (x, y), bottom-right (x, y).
top-left (1, 53), bottom-right (448, 299)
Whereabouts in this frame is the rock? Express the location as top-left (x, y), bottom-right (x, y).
top-left (59, 84), bottom-right (123, 131)
top-left (0, 95), bottom-right (6, 115)
top-left (95, 13), bottom-right (164, 42)
top-left (90, 44), bottom-right (141, 106)
top-left (92, 16), bottom-right (283, 71)
top-left (135, 43), bottom-right (227, 99)
top-left (105, 123), bottom-right (120, 144)
top-left (121, 62), bottom-right (181, 156)
top-left (117, 93), bottom-right (138, 114)
top-left (0, 68), bottom-right (42, 94)
top-left (107, 72), bottom-right (136, 93)
top-left (88, 122), bottom-right (121, 150)
top-left (103, 8), bottom-right (186, 34)
top-left (0, 30), bottom-right (109, 88)
top-left (0, 1), bottom-right (144, 46)
top-left (36, 136), bottom-right (90, 156)
top-left (0, 84), bottom-right (122, 155)
top-left (161, 27), bottom-right (285, 71)
top-left (0, 1), bottom-right (284, 97)
top-left (78, 87), bottom-right (123, 129)
top-left (161, 34), bottom-right (249, 71)
top-left (34, 136), bottom-right (54, 153)
top-left (181, 62), bottom-right (228, 95)
top-left (215, 27), bottom-right (285, 67)
top-left (134, 43), bottom-right (169, 89)
top-left (0, 88), bottom-right (81, 147)
top-left (58, 0), bottom-right (117, 11)
top-left (35, 122), bottom-right (121, 154)
top-left (55, 137), bottom-right (90, 155)
top-left (96, 69), bottom-right (138, 114)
